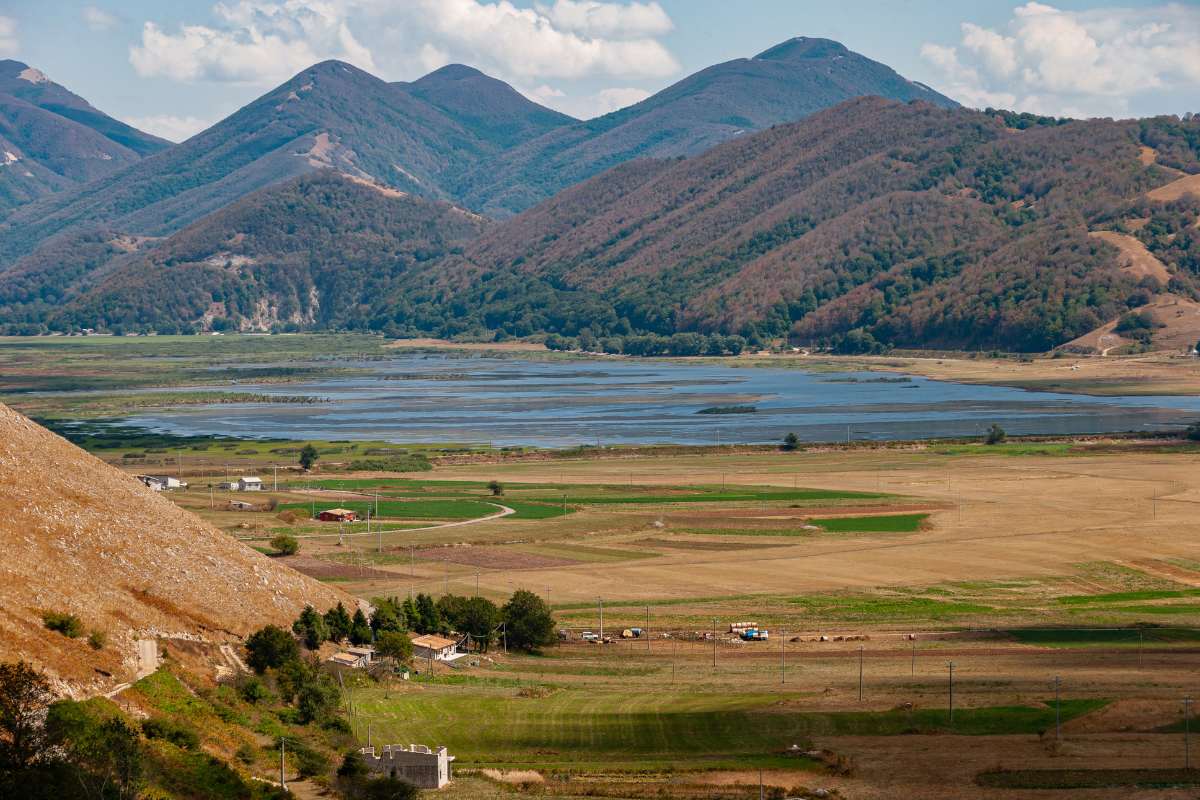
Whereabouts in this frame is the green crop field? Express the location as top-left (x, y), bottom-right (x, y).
top-left (280, 498), bottom-right (499, 521)
top-left (810, 513), bottom-right (929, 532)
top-left (353, 684), bottom-right (1106, 771)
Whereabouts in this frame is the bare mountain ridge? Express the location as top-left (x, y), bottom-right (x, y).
top-left (0, 403), bottom-right (346, 694)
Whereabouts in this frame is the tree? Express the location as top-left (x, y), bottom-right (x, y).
top-left (985, 423), bottom-right (1007, 445)
top-left (299, 443), bottom-right (320, 471)
top-left (270, 533), bottom-right (299, 556)
top-left (781, 432), bottom-right (800, 451)
top-left (436, 594), bottom-right (470, 633)
top-left (45, 703), bottom-right (143, 800)
top-left (349, 609), bottom-right (373, 645)
top-left (292, 605), bottom-right (329, 650)
top-left (374, 631), bottom-right (413, 667)
top-left (487, 480), bottom-right (504, 496)
top-left (0, 661), bottom-right (53, 771)
top-left (502, 590), bottom-right (556, 652)
top-left (1186, 422), bottom-right (1200, 442)
top-left (415, 594), bottom-right (441, 635)
top-left (295, 672), bottom-right (341, 725)
top-left (324, 603), bottom-right (353, 643)
top-left (245, 625), bottom-right (300, 674)
top-left (459, 597), bottom-right (501, 651)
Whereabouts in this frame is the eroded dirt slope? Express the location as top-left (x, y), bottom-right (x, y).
top-left (0, 403), bottom-right (347, 694)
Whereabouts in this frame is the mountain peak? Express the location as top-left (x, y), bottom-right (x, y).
top-left (420, 64), bottom-right (487, 82)
top-left (755, 37), bottom-right (850, 62)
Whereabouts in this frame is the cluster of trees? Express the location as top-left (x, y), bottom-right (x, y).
top-left (279, 590), bottom-right (556, 662)
top-left (544, 331), bottom-right (748, 356)
top-left (0, 661), bottom-right (292, 800)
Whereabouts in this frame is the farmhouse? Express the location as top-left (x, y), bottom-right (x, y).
top-left (318, 508), bottom-right (357, 522)
top-left (359, 744), bottom-right (454, 789)
top-left (237, 476), bottom-right (263, 491)
top-left (411, 633), bottom-right (460, 662)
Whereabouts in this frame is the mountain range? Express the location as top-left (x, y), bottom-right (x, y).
top-left (0, 60), bottom-right (168, 213)
top-left (0, 38), bottom-right (1196, 353)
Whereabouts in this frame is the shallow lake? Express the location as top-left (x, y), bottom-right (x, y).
top-left (119, 355), bottom-right (1200, 447)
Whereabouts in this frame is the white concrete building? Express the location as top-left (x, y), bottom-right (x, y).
top-left (359, 744), bottom-right (453, 788)
top-left (411, 634), bottom-right (460, 662)
top-left (237, 476), bottom-right (263, 491)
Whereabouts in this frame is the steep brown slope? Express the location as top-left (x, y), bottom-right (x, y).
top-left (0, 404), bottom-right (346, 693)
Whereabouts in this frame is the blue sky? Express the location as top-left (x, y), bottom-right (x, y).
top-left (1, 1), bottom-right (1197, 141)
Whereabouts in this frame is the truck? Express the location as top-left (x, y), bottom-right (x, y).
top-left (739, 628), bottom-right (769, 642)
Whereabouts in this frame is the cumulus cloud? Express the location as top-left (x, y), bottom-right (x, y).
top-left (593, 86), bottom-right (651, 113)
top-left (0, 16), bottom-right (17, 57)
top-left (129, 1), bottom-right (376, 84)
top-left (534, 0), bottom-right (672, 38)
top-left (83, 6), bottom-right (120, 32)
top-left (396, 0), bottom-right (678, 80)
top-left (126, 114), bottom-right (213, 143)
top-left (922, 2), bottom-right (1200, 118)
top-left (130, 0), bottom-right (677, 87)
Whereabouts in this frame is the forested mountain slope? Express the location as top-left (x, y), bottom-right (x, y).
top-left (385, 101), bottom-right (1200, 352)
top-left (455, 37), bottom-right (958, 217)
top-left (0, 60), bottom-right (168, 213)
top-left (50, 171), bottom-right (488, 333)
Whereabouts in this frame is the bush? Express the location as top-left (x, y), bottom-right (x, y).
top-left (985, 423), bottom-right (1008, 445)
top-left (86, 631), bottom-right (106, 651)
top-left (270, 534), bottom-right (300, 556)
top-left (235, 743), bottom-right (257, 765)
top-left (488, 480), bottom-right (504, 496)
top-left (781, 432), bottom-right (800, 451)
top-left (142, 717), bottom-right (200, 750)
top-left (238, 676), bottom-right (272, 704)
top-left (244, 625), bottom-right (300, 674)
top-left (42, 611), bottom-right (83, 638)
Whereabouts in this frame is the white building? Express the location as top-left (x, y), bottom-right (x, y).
top-left (359, 744), bottom-right (453, 789)
top-left (237, 476), bottom-right (263, 491)
top-left (147, 475), bottom-right (187, 490)
top-left (137, 475), bottom-right (164, 491)
top-left (411, 634), bottom-right (460, 662)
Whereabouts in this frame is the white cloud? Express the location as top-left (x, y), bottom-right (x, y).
top-left (594, 86), bottom-right (650, 113)
top-left (398, 0), bottom-right (678, 80)
top-left (129, 1), bottom-right (376, 84)
top-left (126, 114), bottom-right (212, 143)
top-left (83, 6), bottom-right (120, 32)
top-left (130, 1), bottom-right (677, 88)
top-left (922, 2), bottom-right (1200, 118)
top-left (534, 0), bottom-right (672, 38)
top-left (0, 16), bottom-right (18, 57)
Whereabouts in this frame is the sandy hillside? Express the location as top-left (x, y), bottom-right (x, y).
top-left (1147, 171), bottom-right (1200, 202)
top-left (0, 404), bottom-right (347, 693)
top-left (1066, 293), bottom-right (1200, 354)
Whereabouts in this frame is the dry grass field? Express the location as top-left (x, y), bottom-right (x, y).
top-left (134, 437), bottom-right (1200, 797)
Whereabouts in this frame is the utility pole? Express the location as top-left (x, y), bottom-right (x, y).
top-left (503, 621), bottom-right (507, 654)
top-left (1054, 675), bottom-right (1062, 743)
top-left (712, 618), bottom-right (717, 669)
top-left (672, 638), bottom-right (677, 683)
top-left (475, 572), bottom-right (480, 595)
top-left (646, 606), bottom-right (650, 653)
top-left (780, 629), bottom-right (786, 684)
top-left (280, 738), bottom-right (287, 790)
top-left (599, 598), bottom-right (604, 642)
top-left (1186, 697), bottom-right (1194, 769)
top-left (409, 545), bottom-right (415, 601)
top-left (858, 645), bottom-right (864, 702)
top-left (911, 636), bottom-right (916, 676)
top-left (947, 661), bottom-right (955, 727)
top-left (273, 464), bottom-right (277, 492)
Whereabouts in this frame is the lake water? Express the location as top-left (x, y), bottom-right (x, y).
top-left (115, 355), bottom-right (1200, 447)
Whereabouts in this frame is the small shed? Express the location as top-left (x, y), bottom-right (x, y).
top-left (328, 651), bottom-right (370, 669)
top-left (228, 500), bottom-right (256, 511)
top-left (318, 508), bottom-right (357, 522)
top-left (237, 476), bottom-right (263, 491)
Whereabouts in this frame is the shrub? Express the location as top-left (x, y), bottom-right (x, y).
top-left (244, 625), bottom-right (299, 674)
top-left (488, 480), bottom-right (504, 496)
top-left (87, 630), bottom-right (106, 651)
top-left (985, 423), bottom-right (1007, 445)
top-left (142, 716), bottom-right (200, 750)
top-left (781, 432), bottom-right (800, 451)
top-left (238, 676), bottom-right (272, 704)
top-left (42, 611), bottom-right (83, 638)
top-left (270, 534), bottom-right (300, 556)
top-left (235, 743), bottom-right (257, 765)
